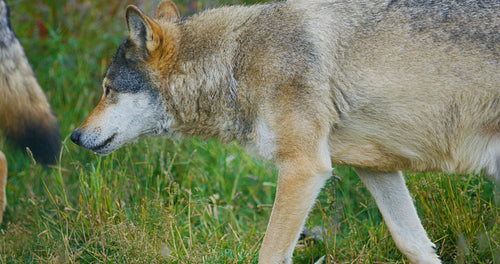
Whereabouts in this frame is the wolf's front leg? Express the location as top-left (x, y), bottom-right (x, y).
top-left (259, 156), bottom-right (332, 264)
top-left (355, 168), bottom-right (441, 264)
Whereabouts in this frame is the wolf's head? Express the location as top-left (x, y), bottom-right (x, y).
top-left (71, 1), bottom-right (180, 155)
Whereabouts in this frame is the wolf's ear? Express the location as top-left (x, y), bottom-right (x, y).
top-left (153, 0), bottom-right (180, 22)
top-left (126, 5), bottom-right (163, 54)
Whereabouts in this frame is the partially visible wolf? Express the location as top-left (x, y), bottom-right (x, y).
top-left (0, 0), bottom-right (61, 223)
top-left (71, 0), bottom-right (499, 263)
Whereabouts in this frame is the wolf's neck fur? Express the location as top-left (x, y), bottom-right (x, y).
top-left (158, 5), bottom-right (266, 143)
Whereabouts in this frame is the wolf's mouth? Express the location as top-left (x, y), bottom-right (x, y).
top-left (90, 133), bottom-right (117, 153)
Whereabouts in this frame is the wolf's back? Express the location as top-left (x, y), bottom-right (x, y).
top-left (0, 0), bottom-right (60, 165)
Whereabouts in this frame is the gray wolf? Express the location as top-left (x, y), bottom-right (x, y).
top-left (71, 0), bottom-right (499, 263)
top-left (0, 0), bottom-right (61, 223)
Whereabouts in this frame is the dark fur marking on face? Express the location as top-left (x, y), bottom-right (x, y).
top-left (106, 39), bottom-right (156, 95)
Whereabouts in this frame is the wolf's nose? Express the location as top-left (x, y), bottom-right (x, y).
top-left (70, 129), bottom-right (81, 145)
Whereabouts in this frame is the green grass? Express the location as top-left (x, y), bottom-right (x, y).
top-left (1, 0), bottom-right (499, 263)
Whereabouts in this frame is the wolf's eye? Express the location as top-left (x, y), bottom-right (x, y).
top-left (105, 86), bottom-right (112, 96)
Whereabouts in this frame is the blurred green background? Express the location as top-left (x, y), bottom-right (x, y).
top-left (0, 0), bottom-right (498, 263)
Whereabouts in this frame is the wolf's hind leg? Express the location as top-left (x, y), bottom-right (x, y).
top-left (0, 151), bottom-right (7, 224)
top-left (354, 168), bottom-right (441, 264)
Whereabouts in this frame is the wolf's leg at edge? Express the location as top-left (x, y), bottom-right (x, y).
top-left (0, 151), bottom-right (7, 224)
top-left (259, 151), bottom-right (332, 264)
top-left (355, 168), bottom-right (441, 264)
